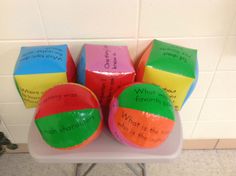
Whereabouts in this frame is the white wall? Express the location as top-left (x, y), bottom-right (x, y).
top-left (0, 0), bottom-right (236, 143)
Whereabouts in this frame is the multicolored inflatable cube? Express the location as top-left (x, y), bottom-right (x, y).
top-left (137, 40), bottom-right (198, 110)
top-left (78, 44), bottom-right (135, 117)
top-left (108, 83), bottom-right (175, 149)
top-left (35, 83), bottom-right (103, 150)
top-left (14, 45), bottom-right (76, 108)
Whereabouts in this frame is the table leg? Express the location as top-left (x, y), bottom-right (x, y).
top-left (75, 164), bottom-right (81, 176)
top-left (141, 163), bottom-right (147, 176)
top-left (126, 163), bottom-right (147, 176)
top-left (75, 163), bottom-right (96, 176)
top-left (125, 163), bottom-right (140, 176)
top-left (75, 163), bottom-right (147, 176)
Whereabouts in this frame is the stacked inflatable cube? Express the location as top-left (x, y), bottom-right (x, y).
top-left (78, 44), bottom-right (135, 117)
top-left (137, 40), bottom-right (198, 110)
top-left (14, 45), bottom-right (76, 108)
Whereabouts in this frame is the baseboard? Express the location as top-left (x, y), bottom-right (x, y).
top-left (4, 139), bottom-right (236, 153)
top-left (183, 139), bottom-right (219, 149)
top-left (184, 139), bottom-right (236, 149)
top-left (5, 144), bottom-right (28, 153)
top-left (215, 139), bottom-right (236, 149)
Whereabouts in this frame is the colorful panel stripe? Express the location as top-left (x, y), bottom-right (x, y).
top-left (35, 84), bottom-right (100, 119)
top-left (78, 47), bottom-right (86, 84)
top-left (14, 73), bottom-right (68, 108)
top-left (183, 59), bottom-right (199, 105)
top-left (143, 66), bottom-right (194, 110)
top-left (35, 108), bottom-right (101, 148)
top-left (147, 40), bottom-right (197, 78)
top-left (66, 49), bottom-right (76, 82)
top-left (117, 83), bottom-right (175, 121)
top-left (14, 45), bottom-right (67, 75)
top-left (136, 43), bottom-right (153, 81)
top-left (114, 107), bottom-right (175, 148)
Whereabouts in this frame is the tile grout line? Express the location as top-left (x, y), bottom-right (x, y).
top-left (190, 10), bottom-right (236, 138)
top-left (189, 43), bottom-right (226, 138)
top-left (216, 10), bottom-right (236, 72)
top-left (1, 36), bottom-right (234, 43)
top-left (0, 102), bottom-right (26, 105)
top-left (0, 117), bottom-right (15, 143)
top-left (137, 35), bottom-right (230, 40)
top-left (135, 0), bottom-right (142, 60)
top-left (214, 139), bottom-right (220, 149)
top-left (200, 97), bottom-right (236, 100)
top-left (35, 0), bottom-right (49, 45)
top-left (0, 38), bottom-right (138, 43)
top-left (0, 39), bottom-right (48, 43)
top-left (183, 120), bottom-right (236, 123)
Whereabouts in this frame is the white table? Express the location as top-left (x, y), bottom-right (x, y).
top-left (28, 112), bottom-right (182, 176)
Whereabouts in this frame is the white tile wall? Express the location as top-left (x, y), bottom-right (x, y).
top-left (180, 99), bottom-right (203, 122)
top-left (38, 0), bottom-right (138, 39)
top-left (208, 71), bottom-right (236, 98)
top-left (191, 72), bottom-right (214, 99)
top-left (182, 122), bottom-right (196, 139)
top-left (199, 99), bottom-right (236, 122)
top-left (139, 0), bottom-right (236, 37)
top-left (230, 17), bottom-right (236, 35)
top-left (0, 118), bottom-right (13, 141)
top-left (0, 0), bottom-right (45, 40)
top-left (218, 37), bottom-right (236, 70)
top-left (0, 0), bottom-right (236, 142)
top-left (0, 76), bottom-right (22, 103)
top-left (0, 103), bottom-right (35, 125)
top-left (6, 125), bottom-right (30, 143)
top-left (192, 121), bottom-right (236, 139)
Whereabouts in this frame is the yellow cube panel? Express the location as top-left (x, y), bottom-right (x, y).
top-left (143, 66), bottom-right (194, 110)
top-left (14, 73), bottom-right (67, 108)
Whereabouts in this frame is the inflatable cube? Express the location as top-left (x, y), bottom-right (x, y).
top-left (35, 83), bottom-right (103, 150)
top-left (14, 45), bottom-right (76, 108)
top-left (137, 40), bottom-right (198, 110)
top-left (109, 83), bottom-right (175, 149)
top-left (78, 44), bottom-right (135, 117)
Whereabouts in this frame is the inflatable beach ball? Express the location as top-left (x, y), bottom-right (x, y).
top-left (35, 83), bottom-right (103, 150)
top-left (109, 83), bottom-right (175, 149)
top-left (136, 39), bottom-right (198, 110)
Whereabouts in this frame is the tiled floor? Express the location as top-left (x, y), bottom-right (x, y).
top-left (0, 150), bottom-right (235, 176)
